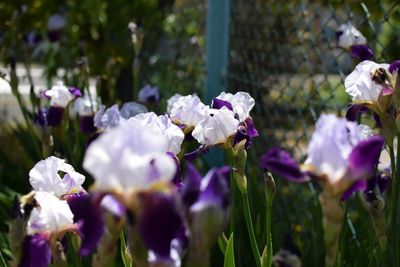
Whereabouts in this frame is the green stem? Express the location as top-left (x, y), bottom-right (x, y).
top-left (392, 138), bottom-right (400, 266)
top-left (266, 204), bottom-right (272, 248)
top-left (242, 192), bottom-right (261, 267)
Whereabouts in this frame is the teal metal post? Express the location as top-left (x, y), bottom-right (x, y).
top-left (205, 0), bottom-right (231, 166)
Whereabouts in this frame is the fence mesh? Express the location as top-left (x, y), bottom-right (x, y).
top-left (228, 0), bottom-right (400, 158)
top-left (227, 2), bottom-right (400, 263)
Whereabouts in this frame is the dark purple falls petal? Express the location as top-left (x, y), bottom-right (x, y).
top-left (345, 104), bottom-right (369, 122)
top-left (233, 117), bottom-right (259, 149)
top-left (196, 166), bottom-right (231, 209)
top-left (350, 45), bottom-right (374, 61)
top-left (211, 98), bottom-right (233, 111)
top-left (389, 60), bottom-right (400, 74)
top-left (348, 135), bottom-right (384, 180)
top-left (80, 115), bottom-right (96, 133)
top-left (34, 107), bottom-right (48, 128)
top-left (137, 192), bottom-right (183, 260)
top-left (18, 234), bottom-right (51, 267)
top-left (341, 180), bottom-right (368, 201)
top-left (260, 147), bottom-right (305, 182)
top-left (67, 193), bottom-right (105, 256)
top-left (181, 163), bottom-right (202, 207)
top-left (68, 87), bottom-right (82, 98)
top-left (47, 106), bottom-right (65, 126)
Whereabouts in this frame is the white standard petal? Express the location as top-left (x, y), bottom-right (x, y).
top-left (337, 22), bottom-right (367, 49)
top-left (83, 119), bottom-right (176, 191)
top-left (215, 91), bottom-right (255, 122)
top-left (27, 191), bottom-right (74, 234)
top-left (29, 156), bottom-right (85, 197)
top-left (305, 114), bottom-right (362, 184)
top-left (70, 96), bottom-right (97, 117)
top-left (192, 107), bottom-right (239, 146)
top-left (130, 112), bottom-right (184, 154)
top-left (166, 94), bottom-right (182, 114)
top-left (45, 81), bottom-right (74, 107)
top-left (168, 94), bottom-right (209, 127)
top-left (345, 60), bottom-right (389, 102)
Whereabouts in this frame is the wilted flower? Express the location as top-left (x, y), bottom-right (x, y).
top-left (129, 112), bottom-right (184, 155)
top-left (260, 114), bottom-right (384, 199)
top-left (167, 94), bottom-right (209, 132)
top-left (138, 84), bottom-right (161, 103)
top-left (94, 104), bottom-right (126, 131)
top-left (29, 156), bottom-right (85, 197)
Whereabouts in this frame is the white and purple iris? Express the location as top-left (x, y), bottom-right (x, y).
top-left (129, 112), bottom-right (185, 155)
top-left (38, 81), bottom-right (81, 126)
top-left (167, 94), bottom-right (209, 131)
top-left (84, 119), bottom-right (176, 191)
top-left (191, 91), bottom-right (258, 148)
top-left (336, 22), bottom-right (373, 61)
top-left (260, 114), bottom-right (384, 200)
top-left (29, 156), bottom-right (86, 197)
top-left (19, 191), bottom-right (76, 267)
top-left (345, 60), bottom-right (390, 103)
top-left (70, 95), bottom-right (98, 133)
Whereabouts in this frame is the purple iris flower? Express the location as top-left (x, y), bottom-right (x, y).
top-left (260, 114), bottom-right (384, 200)
top-left (138, 85), bottom-right (161, 104)
top-left (210, 93), bottom-right (258, 149)
top-left (181, 164), bottom-right (231, 249)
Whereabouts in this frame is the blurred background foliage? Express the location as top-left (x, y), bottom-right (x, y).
top-left (0, 0), bottom-right (206, 260)
top-left (1, 0), bottom-right (399, 266)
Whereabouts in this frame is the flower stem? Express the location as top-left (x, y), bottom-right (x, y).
top-left (391, 138), bottom-right (400, 266)
top-left (242, 191), bottom-right (261, 267)
top-left (266, 203), bottom-right (272, 249)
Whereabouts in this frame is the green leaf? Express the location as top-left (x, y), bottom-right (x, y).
top-left (224, 233), bottom-right (235, 267)
top-left (218, 232), bottom-right (229, 255)
top-left (261, 234), bottom-right (273, 267)
top-left (120, 231), bottom-right (132, 267)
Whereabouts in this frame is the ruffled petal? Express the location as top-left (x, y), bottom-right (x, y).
top-left (348, 135), bottom-right (384, 180)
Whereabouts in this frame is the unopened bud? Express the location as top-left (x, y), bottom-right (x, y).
top-left (264, 172), bottom-right (276, 205)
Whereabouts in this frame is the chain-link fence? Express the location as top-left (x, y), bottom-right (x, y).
top-left (228, 0), bottom-right (400, 158)
top-left (227, 3), bottom-right (400, 264)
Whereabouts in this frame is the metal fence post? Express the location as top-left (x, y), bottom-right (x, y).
top-left (205, 0), bottom-right (231, 166)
